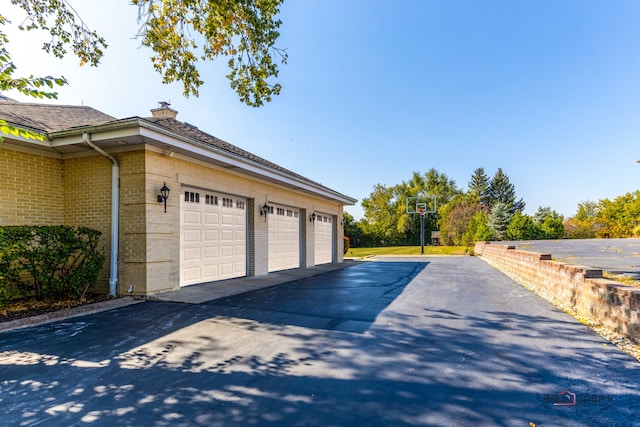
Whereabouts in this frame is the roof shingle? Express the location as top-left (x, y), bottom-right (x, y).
top-left (145, 116), bottom-right (319, 185)
top-left (0, 100), bottom-right (116, 132)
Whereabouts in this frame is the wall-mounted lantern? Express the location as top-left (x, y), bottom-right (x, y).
top-left (157, 182), bottom-right (170, 213)
top-left (260, 202), bottom-right (270, 222)
top-left (310, 212), bottom-right (316, 224)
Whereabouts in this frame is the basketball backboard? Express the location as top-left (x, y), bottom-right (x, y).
top-left (406, 195), bottom-right (437, 215)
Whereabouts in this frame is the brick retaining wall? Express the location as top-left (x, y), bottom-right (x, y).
top-left (475, 241), bottom-right (640, 343)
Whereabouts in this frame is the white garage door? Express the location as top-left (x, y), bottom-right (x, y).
top-left (181, 188), bottom-right (247, 286)
top-left (314, 213), bottom-right (334, 265)
top-left (268, 204), bottom-right (300, 272)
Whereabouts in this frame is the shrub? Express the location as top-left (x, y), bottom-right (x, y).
top-left (0, 226), bottom-right (105, 305)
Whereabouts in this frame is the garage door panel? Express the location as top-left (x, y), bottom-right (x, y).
top-left (203, 229), bottom-right (219, 242)
top-left (203, 265), bottom-right (219, 277)
top-left (221, 213), bottom-right (235, 225)
top-left (183, 211), bottom-right (201, 224)
top-left (221, 245), bottom-right (234, 257)
top-left (183, 229), bottom-right (202, 243)
top-left (221, 229), bottom-right (234, 242)
top-left (204, 246), bottom-right (219, 258)
top-left (204, 212), bottom-right (219, 225)
top-left (221, 262), bottom-right (234, 275)
top-left (183, 247), bottom-right (202, 262)
top-left (183, 267), bottom-right (202, 282)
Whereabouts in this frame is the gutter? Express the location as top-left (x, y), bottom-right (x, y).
top-left (82, 132), bottom-right (119, 297)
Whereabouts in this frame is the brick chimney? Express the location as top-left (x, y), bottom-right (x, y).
top-left (150, 101), bottom-right (177, 119)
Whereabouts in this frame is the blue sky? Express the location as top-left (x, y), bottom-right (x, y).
top-left (4, 1), bottom-right (640, 220)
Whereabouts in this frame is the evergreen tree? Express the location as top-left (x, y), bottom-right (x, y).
top-left (488, 168), bottom-right (525, 214)
top-left (533, 206), bottom-right (565, 239)
top-left (468, 167), bottom-right (491, 207)
top-left (533, 206), bottom-right (553, 226)
top-left (488, 202), bottom-right (512, 240)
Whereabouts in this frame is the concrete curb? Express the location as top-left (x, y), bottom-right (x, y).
top-left (0, 297), bottom-right (145, 333)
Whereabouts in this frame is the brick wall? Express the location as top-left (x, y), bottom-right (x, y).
top-left (0, 148), bottom-right (115, 293)
top-left (0, 148), bottom-right (64, 225)
top-left (475, 241), bottom-right (640, 343)
top-left (63, 156), bottom-right (114, 293)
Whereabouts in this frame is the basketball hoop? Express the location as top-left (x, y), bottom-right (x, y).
top-left (405, 196), bottom-right (437, 254)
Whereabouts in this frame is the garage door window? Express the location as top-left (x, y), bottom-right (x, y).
top-left (185, 191), bottom-right (200, 203)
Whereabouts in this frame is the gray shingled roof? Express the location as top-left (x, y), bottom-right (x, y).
top-left (0, 100), bottom-right (116, 132)
top-left (0, 99), bottom-right (353, 201)
top-left (145, 116), bottom-right (318, 184)
top-left (0, 99), bottom-right (310, 182)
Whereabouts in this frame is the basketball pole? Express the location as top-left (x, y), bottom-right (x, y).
top-left (420, 211), bottom-right (425, 254)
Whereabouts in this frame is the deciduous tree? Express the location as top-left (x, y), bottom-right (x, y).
top-left (360, 183), bottom-right (402, 246)
top-left (596, 191), bottom-right (640, 238)
top-left (463, 210), bottom-right (493, 244)
top-left (133, 0), bottom-right (287, 105)
top-left (506, 211), bottom-right (542, 240)
top-left (2, 0), bottom-right (286, 108)
top-left (438, 194), bottom-right (483, 246)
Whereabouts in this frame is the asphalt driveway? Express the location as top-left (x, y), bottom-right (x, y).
top-left (1, 257), bottom-right (639, 426)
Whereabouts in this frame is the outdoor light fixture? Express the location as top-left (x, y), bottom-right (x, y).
top-left (310, 212), bottom-right (316, 224)
top-left (260, 202), bottom-right (270, 222)
top-left (157, 182), bottom-right (170, 213)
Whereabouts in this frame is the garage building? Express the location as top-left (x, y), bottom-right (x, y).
top-left (0, 98), bottom-right (356, 296)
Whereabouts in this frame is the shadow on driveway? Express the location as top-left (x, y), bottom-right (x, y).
top-left (1, 258), bottom-right (639, 426)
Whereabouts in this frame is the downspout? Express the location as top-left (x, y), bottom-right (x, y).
top-left (82, 132), bottom-right (119, 296)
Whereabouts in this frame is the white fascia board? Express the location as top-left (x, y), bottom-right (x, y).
top-left (50, 128), bottom-right (137, 146)
top-left (47, 119), bottom-right (142, 145)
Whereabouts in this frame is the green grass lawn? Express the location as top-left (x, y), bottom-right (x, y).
top-left (345, 246), bottom-right (472, 258)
